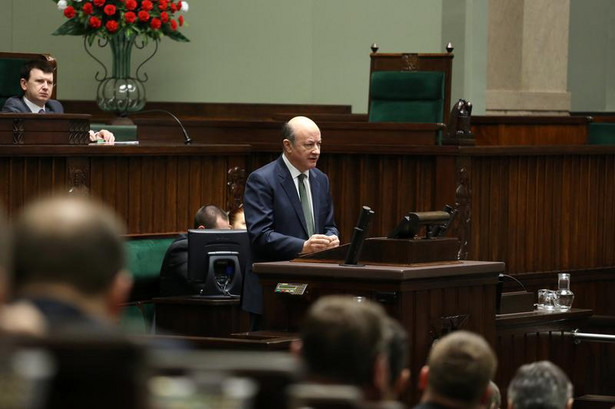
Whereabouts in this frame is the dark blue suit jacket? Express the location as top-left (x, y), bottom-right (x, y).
top-left (2, 96), bottom-right (64, 113)
top-left (242, 155), bottom-right (338, 314)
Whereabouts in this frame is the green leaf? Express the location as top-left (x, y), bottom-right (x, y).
top-left (164, 30), bottom-right (189, 42)
top-left (52, 19), bottom-right (87, 36)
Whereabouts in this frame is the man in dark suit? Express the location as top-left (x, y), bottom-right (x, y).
top-left (242, 116), bottom-right (340, 326)
top-left (2, 59), bottom-right (114, 142)
top-left (159, 204), bottom-right (231, 296)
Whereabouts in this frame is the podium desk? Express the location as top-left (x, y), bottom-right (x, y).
top-left (253, 259), bottom-right (504, 406)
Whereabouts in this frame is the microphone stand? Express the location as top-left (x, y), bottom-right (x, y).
top-left (124, 109), bottom-right (192, 145)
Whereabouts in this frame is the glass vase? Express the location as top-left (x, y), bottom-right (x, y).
top-left (96, 35), bottom-right (146, 114)
top-left (556, 273), bottom-right (574, 311)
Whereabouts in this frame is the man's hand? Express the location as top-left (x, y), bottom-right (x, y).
top-left (89, 129), bottom-right (116, 143)
top-left (302, 234), bottom-right (340, 254)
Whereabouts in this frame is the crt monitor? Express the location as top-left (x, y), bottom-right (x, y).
top-left (187, 229), bottom-right (250, 297)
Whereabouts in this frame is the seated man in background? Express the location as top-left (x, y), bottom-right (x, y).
top-left (1, 59), bottom-right (115, 143)
top-left (415, 330), bottom-right (497, 409)
top-left (385, 316), bottom-right (411, 401)
top-left (159, 204), bottom-right (231, 296)
top-left (507, 361), bottom-right (573, 409)
top-left (8, 196), bottom-right (132, 334)
top-left (293, 295), bottom-right (400, 405)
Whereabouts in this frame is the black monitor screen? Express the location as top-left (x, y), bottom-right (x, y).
top-left (187, 229), bottom-right (250, 298)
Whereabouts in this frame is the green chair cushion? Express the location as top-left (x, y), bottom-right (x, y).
top-left (369, 71), bottom-right (445, 123)
top-left (588, 123), bottom-right (615, 145)
top-left (125, 238), bottom-right (174, 280)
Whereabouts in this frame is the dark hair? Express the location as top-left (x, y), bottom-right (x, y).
top-left (194, 204), bottom-right (229, 229)
top-left (228, 205), bottom-right (244, 226)
top-left (508, 361), bottom-right (572, 409)
top-left (21, 60), bottom-right (55, 81)
top-left (12, 196), bottom-right (126, 296)
top-left (426, 330), bottom-right (497, 405)
top-left (385, 317), bottom-right (408, 387)
top-left (300, 295), bottom-right (389, 387)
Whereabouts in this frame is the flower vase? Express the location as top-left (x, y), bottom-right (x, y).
top-left (96, 35), bottom-right (146, 116)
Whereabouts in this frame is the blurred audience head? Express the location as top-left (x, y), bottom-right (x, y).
top-left (194, 204), bottom-right (230, 229)
top-left (419, 330), bottom-right (497, 409)
top-left (507, 361), bottom-right (573, 409)
top-left (229, 205), bottom-right (246, 230)
top-left (0, 207), bottom-right (9, 304)
top-left (297, 295), bottom-right (391, 400)
top-left (11, 195), bottom-right (131, 322)
top-left (385, 316), bottom-right (411, 400)
top-left (484, 380), bottom-right (501, 409)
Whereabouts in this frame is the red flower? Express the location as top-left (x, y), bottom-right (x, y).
top-left (103, 4), bottom-right (116, 15)
top-left (169, 2), bottom-right (177, 12)
top-left (141, 0), bottom-right (153, 11)
top-left (124, 11), bottom-right (137, 23)
top-left (125, 0), bottom-right (137, 10)
top-left (159, 0), bottom-right (168, 10)
top-left (89, 16), bottom-right (102, 28)
top-left (170, 19), bottom-right (177, 31)
top-left (105, 20), bottom-right (119, 33)
top-left (63, 5), bottom-right (76, 18)
top-left (160, 11), bottom-right (169, 23)
top-left (150, 18), bottom-right (162, 30)
top-left (178, 15), bottom-right (184, 26)
top-left (82, 2), bottom-right (93, 14)
top-left (138, 10), bottom-right (150, 21)
top-left (93, 0), bottom-right (105, 7)
top-left (177, 1), bottom-right (182, 10)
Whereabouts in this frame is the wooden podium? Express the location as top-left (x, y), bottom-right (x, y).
top-left (253, 238), bottom-right (504, 405)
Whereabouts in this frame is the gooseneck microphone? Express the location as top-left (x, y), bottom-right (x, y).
top-left (126, 109), bottom-right (192, 145)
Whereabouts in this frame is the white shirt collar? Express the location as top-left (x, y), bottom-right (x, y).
top-left (282, 153), bottom-right (309, 180)
top-left (23, 96), bottom-right (45, 113)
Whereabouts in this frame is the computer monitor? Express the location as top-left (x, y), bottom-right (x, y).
top-left (187, 229), bottom-right (250, 298)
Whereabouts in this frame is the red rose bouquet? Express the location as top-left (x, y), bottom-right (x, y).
top-left (52, 0), bottom-right (189, 43)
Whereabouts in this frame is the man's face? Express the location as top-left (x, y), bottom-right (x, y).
top-left (284, 125), bottom-right (321, 173)
top-left (21, 68), bottom-right (54, 107)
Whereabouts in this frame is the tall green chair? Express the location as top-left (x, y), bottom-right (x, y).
top-left (368, 71), bottom-right (445, 123)
top-left (368, 52), bottom-right (453, 124)
top-left (0, 52), bottom-right (57, 107)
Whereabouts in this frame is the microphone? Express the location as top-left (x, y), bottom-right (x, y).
top-left (125, 109), bottom-right (192, 145)
top-left (342, 206), bottom-right (375, 266)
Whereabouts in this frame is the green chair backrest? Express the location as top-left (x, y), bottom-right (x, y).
top-left (587, 123), bottom-right (615, 145)
top-left (368, 71), bottom-right (445, 123)
top-left (0, 58), bottom-right (28, 108)
top-left (125, 237), bottom-right (175, 284)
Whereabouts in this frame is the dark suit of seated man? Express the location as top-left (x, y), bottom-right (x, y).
top-left (1, 59), bottom-right (114, 143)
top-left (159, 205), bottom-right (231, 297)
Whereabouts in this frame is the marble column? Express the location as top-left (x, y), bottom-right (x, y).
top-left (486, 0), bottom-right (571, 115)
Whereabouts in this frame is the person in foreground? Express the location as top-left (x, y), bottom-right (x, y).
top-left (293, 295), bottom-right (399, 405)
top-left (159, 204), bottom-right (231, 296)
top-left (1, 59), bottom-right (115, 143)
top-left (415, 330), bottom-right (497, 409)
top-left (8, 195), bottom-right (133, 334)
top-left (507, 361), bottom-right (573, 409)
top-left (242, 116), bottom-right (340, 326)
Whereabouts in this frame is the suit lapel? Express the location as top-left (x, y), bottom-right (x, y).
top-left (308, 170), bottom-right (321, 233)
top-left (275, 157), bottom-right (309, 236)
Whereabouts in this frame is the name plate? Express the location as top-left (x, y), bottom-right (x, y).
top-left (275, 283), bottom-right (307, 295)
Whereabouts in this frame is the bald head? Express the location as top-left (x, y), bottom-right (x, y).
top-left (12, 196), bottom-right (126, 296)
top-left (282, 116), bottom-right (322, 172)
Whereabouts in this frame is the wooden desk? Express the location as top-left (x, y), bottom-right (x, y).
top-left (254, 259), bottom-right (504, 405)
top-left (153, 295), bottom-right (248, 337)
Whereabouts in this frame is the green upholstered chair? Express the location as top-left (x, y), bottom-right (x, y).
top-left (368, 71), bottom-right (445, 123)
top-left (0, 52), bottom-right (57, 108)
top-left (587, 123), bottom-right (615, 145)
top-left (120, 236), bottom-right (175, 333)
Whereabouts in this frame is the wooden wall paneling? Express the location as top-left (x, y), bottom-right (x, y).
top-left (126, 156), bottom-right (143, 234)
